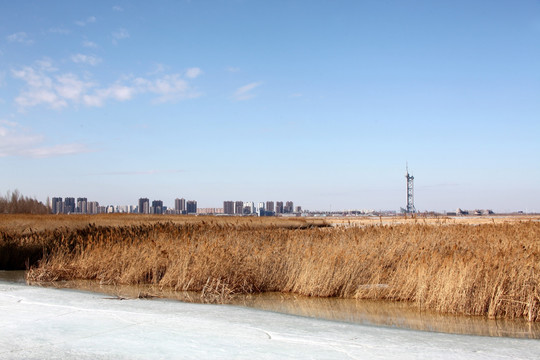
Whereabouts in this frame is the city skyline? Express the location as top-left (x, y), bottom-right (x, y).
top-left (46, 196), bottom-right (306, 215)
top-left (1, 1), bottom-right (539, 213)
top-left (44, 192), bottom-right (515, 216)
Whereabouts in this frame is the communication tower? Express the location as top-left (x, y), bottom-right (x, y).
top-left (405, 164), bottom-right (416, 214)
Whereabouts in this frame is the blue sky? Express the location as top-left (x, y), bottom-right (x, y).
top-left (1, 0), bottom-right (539, 212)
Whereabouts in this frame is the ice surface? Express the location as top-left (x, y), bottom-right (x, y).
top-left (1, 282), bottom-right (539, 359)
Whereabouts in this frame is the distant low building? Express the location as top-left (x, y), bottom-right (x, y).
top-left (197, 208), bottom-right (224, 215)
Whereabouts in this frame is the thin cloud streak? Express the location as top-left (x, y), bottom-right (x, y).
top-left (185, 67), bottom-right (203, 79)
top-left (75, 16), bottom-right (96, 27)
top-left (94, 169), bottom-right (185, 176)
top-left (82, 40), bottom-right (98, 48)
top-left (71, 53), bottom-right (102, 66)
top-left (112, 28), bottom-right (129, 44)
top-left (233, 82), bottom-right (262, 101)
top-left (49, 27), bottom-right (71, 35)
top-left (0, 120), bottom-right (90, 158)
top-left (6, 32), bottom-right (33, 44)
top-left (22, 143), bottom-right (91, 158)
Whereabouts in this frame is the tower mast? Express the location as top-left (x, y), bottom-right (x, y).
top-left (405, 163), bottom-right (416, 214)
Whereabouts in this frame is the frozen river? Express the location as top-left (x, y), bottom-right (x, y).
top-left (1, 275), bottom-right (539, 359)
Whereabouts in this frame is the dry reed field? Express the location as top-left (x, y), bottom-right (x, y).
top-left (1, 214), bottom-right (539, 321)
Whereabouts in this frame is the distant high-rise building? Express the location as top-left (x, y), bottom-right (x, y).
top-left (115, 205), bottom-right (126, 213)
top-left (295, 206), bottom-right (302, 213)
top-left (187, 200), bottom-right (197, 214)
top-left (51, 197), bottom-right (63, 214)
top-left (257, 202), bottom-right (265, 216)
top-left (285, 201), bottom-right (294, 214)
top-left (77, 197), bottom-right (87, 214)
top-left (234, 201), bottom-right (243, 215)
top-left (87, 201), bottom-right (99, 214)
top-left (276, 201), bottom-right (284, 214)
top-left (223, 201), bottom-right (235, 215)
top-left (64, 197), bottom-right (75, 214)
top-left (243, 202), bottom-right (254, 215)
top-left (175, 198), bottom-right (186, 214)
top-left (266, 201), bottom-right (274, 213)
top-left (152, 200), bottom-right (163, 214)
top-left (138, 198), bottom-right (150, 214)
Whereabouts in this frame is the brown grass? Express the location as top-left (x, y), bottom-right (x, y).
top-left (2, 215), bottom-right (539, 321)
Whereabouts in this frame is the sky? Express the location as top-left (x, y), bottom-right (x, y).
top-left (1, 0), bottom-right (539, 213)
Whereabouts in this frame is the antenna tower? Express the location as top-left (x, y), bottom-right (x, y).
top-left (405, 164), bottom-right (416, 214)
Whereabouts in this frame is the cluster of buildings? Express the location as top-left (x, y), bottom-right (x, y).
top-left (48, 197), bottom-right (301, 216)
top-left (138, 198), bottom-right (198, 215)
top-left (223, 201), bottom-right (300, 216)
top-left (50, 197), bottom-right (105, 214)
top-left (446, 208), bottom-right (494, 216)
top-left (49, 197), bottom-right (199, 215)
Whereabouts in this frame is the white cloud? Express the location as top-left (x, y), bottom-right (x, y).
top-left (75, 16), bottom-right (96, 27)
top-left (227, 67), bottom-right (240, 73)
top-left (6, 32), bottom-right (33, 44)
top-left (112, 5), bottom-right (124, 12)
top-left (0, 122), bottom-right (42, 155)
top-left (134, 73), bottom-right (202, 103)
top-left (15, 89), bottom-right (67, 110)
top-left (82, 84), bottom-right (135, 107)
top-left (0, 119), bottom-right (18, 127)
top-left (0, 120), bottom-right (89, 158)
top-left (82, 40), bottom-right (98, 48)
top-left (112, 28), bottom-right (129, 44)
top-left (12, 61), bottom-right (203, 109)
top-left (101, 84), bottom-right (135, 101)
top-left (289, 93), bottom-right (303, 98)
top-left (35, 58), bottom-right (56, 72)
top-left (233, 82), bottom-right (262, 101)
top-left (71, 53), bottom-right (102, 66)
top-left (185, 67), bottom-right (203, 79)
top-left (12, 66), bottom-right (68, 109)
top-left (147, 63), bottom-right (167, 75)
top-left (56, 74), bottom-right (94, 101)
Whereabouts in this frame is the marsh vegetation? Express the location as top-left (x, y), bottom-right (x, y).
top-left (1, 214), bottom-right (538, 321)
